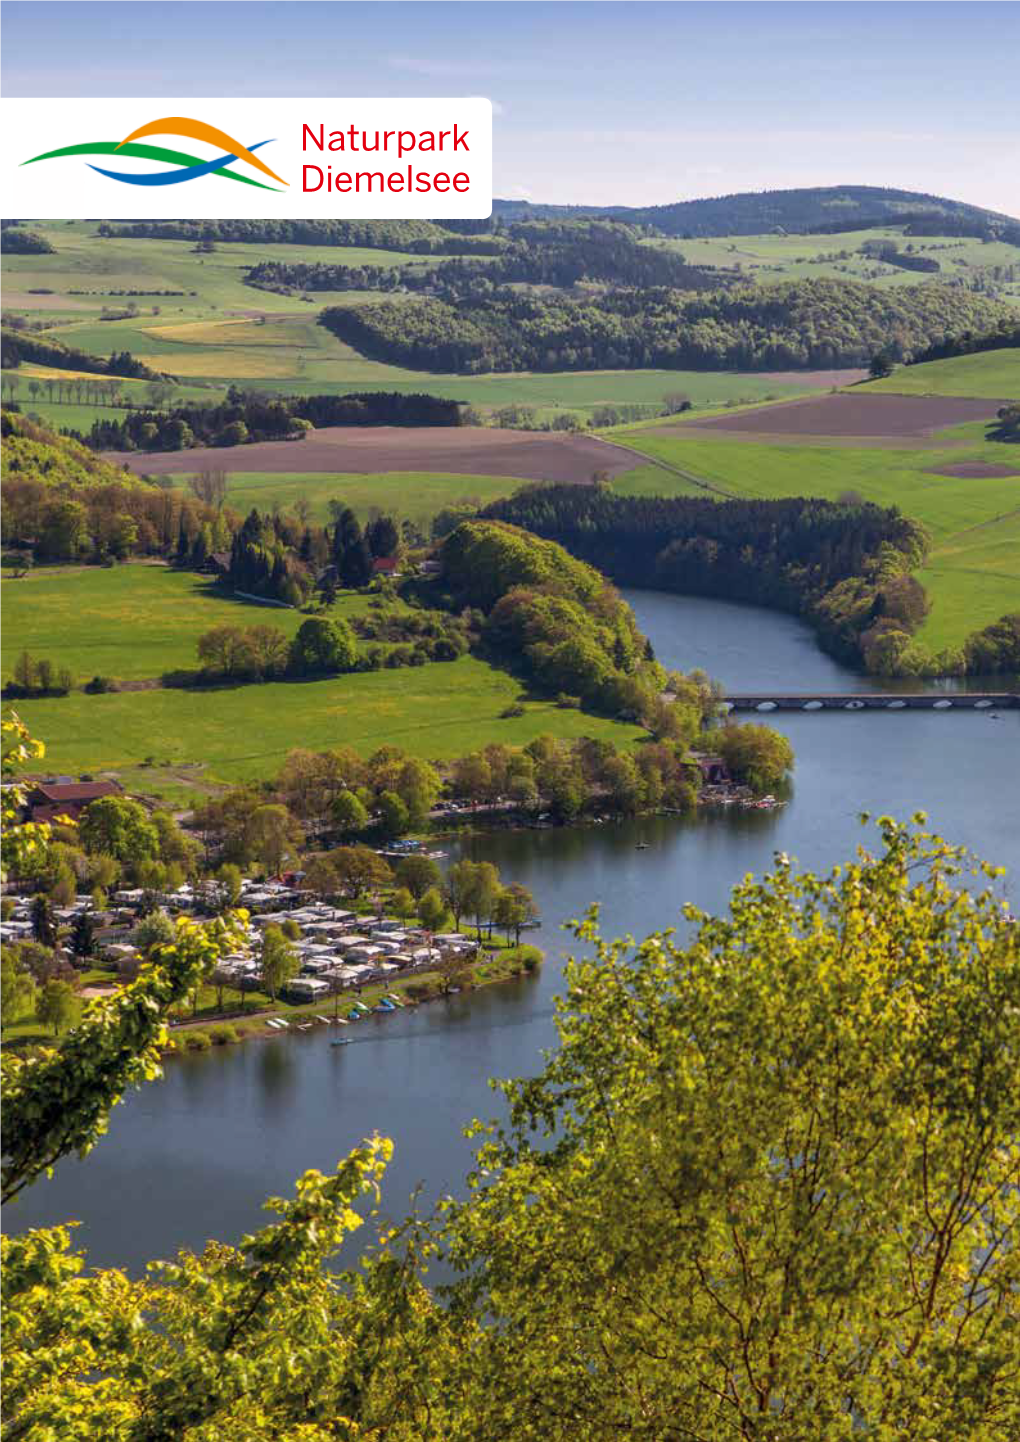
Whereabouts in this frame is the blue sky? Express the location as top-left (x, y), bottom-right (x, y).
top-left (3, 2), bottom-right (1017, 215)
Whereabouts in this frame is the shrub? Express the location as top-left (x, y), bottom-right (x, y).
top-left (500, 702), bottom-right (526, 718)
top-left (183, 1030), bottom-right (213, 1051)
top-left (208, 1023), bottom-right (239, 1045)
top-left (510, 944), bottom-right (544, 974)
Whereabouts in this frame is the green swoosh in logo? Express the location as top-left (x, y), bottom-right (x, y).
top-left (22, 140), bottom-right (280, 191)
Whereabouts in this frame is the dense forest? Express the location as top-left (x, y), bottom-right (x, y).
top-left (322, 278), bottom-right (1012, 374)
top-left (0, 327), bottom-right (160, 381)
top-left (248, 221), bottom-right (719, 296)
top-left (480, 486), bottom-right (936, 674)
top-left (491, 185), bottom-right (1013, 237)
top-left (95, 218), bottom-right (503, 255)
top-left (84, 389), bottom-right (462, 451)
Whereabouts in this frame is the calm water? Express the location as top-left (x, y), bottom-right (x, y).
top-left (7, 592), bottom-right (1018, 1271)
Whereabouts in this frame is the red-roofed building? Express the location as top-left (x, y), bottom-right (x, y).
top-left (25, 779), bottom-right (124, 825)
top-left (371, 556), bottom-right (401, 576)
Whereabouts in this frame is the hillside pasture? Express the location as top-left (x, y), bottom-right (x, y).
top-left (204, 471), bottom-right (529, 528)
top-left (0, 565), bottom-right (392, 682)
top-left (12, 656), bottom-right (644, 791)
top-left (866, 348), bottom-right (1020, 400)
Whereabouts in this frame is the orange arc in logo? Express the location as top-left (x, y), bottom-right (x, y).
top-left (116, 117), bottom-right (289, 186)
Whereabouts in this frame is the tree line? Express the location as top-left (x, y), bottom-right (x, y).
top-left (82, 387), bottom-right (463, 451)
top-left (321, 277), bottom-right (1012, 374)
top-left (905, 319), bottom-right (1020, 365)
top-left (95, 218), bottom-right (504, 254)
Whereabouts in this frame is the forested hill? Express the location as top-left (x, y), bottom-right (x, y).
top-left (321, 277), bottom-right (1012, 374)
top-left (492, 186), bottom-right (1017, 238)
top-left (479, 484), bottom-right (933, 674)
top-left (1, 410), bottom-right (151, 490)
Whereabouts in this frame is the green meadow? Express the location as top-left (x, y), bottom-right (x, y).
top-left (12, 656), bottom-right (643, 791)
top-left (613, 426), bottom-right (1020, 650)
top-left (0, 565), bottom-right (395, 681)
top-left (4, 563), bottom-right (643, 794)
top-left (867, 348), bottom-right (1020, 399)
top-left (209, 471), bottom-right (527, 528)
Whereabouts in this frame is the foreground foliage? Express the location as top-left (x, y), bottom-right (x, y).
top-left (3, 723), bottom-right (1018, 1436)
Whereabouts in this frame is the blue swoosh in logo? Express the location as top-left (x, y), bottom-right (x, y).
top-left (87, 138), bottom-right (273, 187)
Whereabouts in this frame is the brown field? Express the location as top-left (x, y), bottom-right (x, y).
top-left (929, 461), bottom-right (1020, 480)
top-left (666, 393), bottom-right (1009, 441)
top-left (104, 426), bottom-right (640, 484)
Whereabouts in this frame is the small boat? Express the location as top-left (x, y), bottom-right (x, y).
top-left (635, 842), bottom-right (650, 850)
top-left (330, 1038), bottom-right (349, 1047)
top-left (375, 999), bottom-right (396, 1013)
top-left (385, 994), bottom-right (406, 1007)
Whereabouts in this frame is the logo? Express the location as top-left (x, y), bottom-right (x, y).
top-left (22, 115), bottom-right (288, 190)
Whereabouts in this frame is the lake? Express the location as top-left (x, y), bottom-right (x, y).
top-left (6, 590), bottom-right (1018, 1271)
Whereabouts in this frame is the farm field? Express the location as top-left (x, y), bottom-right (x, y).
top-left (0, 566), bottom-right (398, 682)
top-left (613, 423), bottom-right (1020, 650)
top-left (675, 391), bottom-right (1008, 440)
top-left (206, 471), bottom-right (529, 528)
top-left (644, 226), bottom-right (1020, 302)
top-left (866, 348), bottom-right (1020, 399)
top-left (12, 656), bottom-right (645, 793)
top-left (104, 425), bottom-right (639, 486)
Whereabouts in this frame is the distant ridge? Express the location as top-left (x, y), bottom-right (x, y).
top-left (491, 186), bottom-right (1019, 239)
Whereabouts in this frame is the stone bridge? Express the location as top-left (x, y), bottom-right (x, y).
top-left (723, 692), bottom-right (1018, 713)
